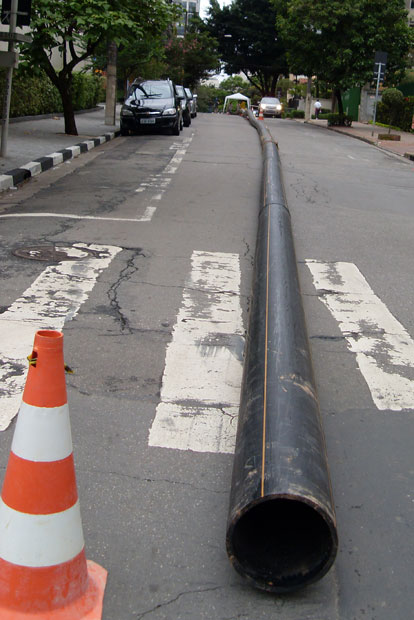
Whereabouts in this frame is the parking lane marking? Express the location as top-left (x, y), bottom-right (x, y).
top-left (307, 260), bottom-right (414, 411)
top-left (0, 243), bottom-right (122, 430)
top-left (149, 250), bottom-right (244, 454)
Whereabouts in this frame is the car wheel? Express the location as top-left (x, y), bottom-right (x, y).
top-left (120, 125), bottom-right (129, 136)
top-left (172, 119), bottom-right (180, 136)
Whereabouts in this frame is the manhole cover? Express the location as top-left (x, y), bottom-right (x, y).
top-left (12, 245), bottom-right (104, 262)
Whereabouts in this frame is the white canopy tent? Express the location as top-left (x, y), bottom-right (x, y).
top-left (223, 93), bottom-right (251, 113)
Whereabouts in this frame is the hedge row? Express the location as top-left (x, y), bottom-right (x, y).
top-left (376, 92), bottom-right (414, 132)
top-left (0, 68), bottom-right (105, 118)
top-left (284, 109), bottom-right (304, 118)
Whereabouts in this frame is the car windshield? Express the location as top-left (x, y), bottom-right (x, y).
top-left (130, 81), bottom-right (171, 99)
top-left (176, 86), bottom-right (185, 97)
top-left (261, 97), bottom-right (280, 105)
top-left (185, 88), bottom-right (192, 98)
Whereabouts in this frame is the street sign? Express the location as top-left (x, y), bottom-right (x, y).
top-left (0, 31), bottom-right (32, 43)
top-left (373, 51), bottom-right (388, 82)
top-left (1, 0), bottom-right (31, 26)
top-left (373, 64), bottom-right (385, 81)
top-left (0, 51), bottom-right (18, 67)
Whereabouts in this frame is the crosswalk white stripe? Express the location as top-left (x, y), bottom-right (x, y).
top-left (307, 260), bottom-right (414, 411)
top-left (149, 250), bottom-right (244, 454)
top-left (0, 243), bottom-right (122, 430)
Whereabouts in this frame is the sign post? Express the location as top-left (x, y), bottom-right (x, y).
top-left (0, 0), bottom-right (31, 158)
top-left (1, 0), bottom-right (18, 158)
top-left (371, 51), bottom-right (387, 137)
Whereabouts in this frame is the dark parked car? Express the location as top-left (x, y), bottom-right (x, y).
top-left (175, 85), bottom-right (191, 127)
top-left (120, 79), bottom-right (183, 136)
top-left (184, 88), bottom-right (197, 118)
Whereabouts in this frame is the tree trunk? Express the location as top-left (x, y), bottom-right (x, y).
top-left (304, 77), bottom-right (312, 121)
top-left (335, 88), bottom-right (343, 115)
top-left (105, 41), bottom-right (117, 125)
top-left (57, 78), bottom-right (78, 135)
top-left (270, 74), bottom-right (278, 97)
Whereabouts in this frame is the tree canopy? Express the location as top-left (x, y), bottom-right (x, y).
top-left (275, 0), bottom-right (414, 112)
top-left (163, 17), bottom-right (220, 88)
top-left (205, 0), bottom-right (288, 96)
top-left (19, 0), bottom-right (177, 134)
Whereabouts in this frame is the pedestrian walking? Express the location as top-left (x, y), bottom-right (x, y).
top-left (314, 99), bottom-right (322, 119)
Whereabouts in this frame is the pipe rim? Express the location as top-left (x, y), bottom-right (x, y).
top-left (226, 494), bottom-right (338, 593)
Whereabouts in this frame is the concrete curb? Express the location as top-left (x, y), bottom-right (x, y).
top-left (303, 119), bottom-right (413, 162)
top-left (0, 130), bottom-right (121, 193)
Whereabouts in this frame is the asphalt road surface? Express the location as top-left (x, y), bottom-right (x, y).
top-left (0, 113), bottom-right (413, 619)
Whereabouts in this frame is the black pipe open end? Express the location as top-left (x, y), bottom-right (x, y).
top-left (226, 497), bottom-right (338, 593)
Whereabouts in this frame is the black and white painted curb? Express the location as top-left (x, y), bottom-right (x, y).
top-left (0, 130), bottom-right (120, 192)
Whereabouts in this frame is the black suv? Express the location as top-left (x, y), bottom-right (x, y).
top-left (120, 79), bottom-right (183, 136)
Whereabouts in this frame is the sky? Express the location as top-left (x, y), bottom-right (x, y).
top-left (199, 0), bottom-right (232, 19)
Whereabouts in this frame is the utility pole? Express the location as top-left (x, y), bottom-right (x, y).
top-left (1, 0), bottom-right (18, 157)
top-left (105, 41), bottom-right (117, 126)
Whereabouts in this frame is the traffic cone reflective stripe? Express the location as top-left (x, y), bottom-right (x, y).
top-left (0, 330), bottom-right (107, 618)
top-left (3, 400), bottom-right (76, 514)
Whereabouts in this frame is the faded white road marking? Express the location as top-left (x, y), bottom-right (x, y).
top-left (134, 135), bottom-right (193, 195)
top-left (307, 260), bottom-right (414, 411)
top-left (0, 243), bottom-right (121, 430)
top-left (149, 250), bottom-right (244, 454)
top-left (0, 213), bottom-right (155, 222)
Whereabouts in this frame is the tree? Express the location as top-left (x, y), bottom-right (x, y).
top-left (19, 0), bottom-right (177, 134)
top-left (205, 0), bottom-right (288, 96)
top-left (92, 35), bottom-right (168, 97)
top-left (163, 17), bottom-right (220, 88)
top-left (275, 0), bottom-right (414, 113)
top-left (220, 75), bottom-right (250, 95)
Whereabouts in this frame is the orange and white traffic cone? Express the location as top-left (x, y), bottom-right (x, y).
top-left (258, 107), bottom-right (264, 121)
top-left (0, 330), bottom-right (107, 619)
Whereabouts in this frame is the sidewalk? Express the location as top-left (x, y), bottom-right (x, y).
top-left (308, 118), bottom-right (414, 160)
top-left (0, 105), bottom-right (120, 191)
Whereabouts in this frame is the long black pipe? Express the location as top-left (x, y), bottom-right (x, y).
top-left (226, 111), bottom-right (338, 593)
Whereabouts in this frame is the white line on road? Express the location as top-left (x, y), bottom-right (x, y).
top-left (307, 260), bottom-right (414, 411)
top-left (149, 250), bottom-right (244, 454)
top-left (0, 213), bottom-right (152, 222)
top-left (0, 243), bottom-right (122, 430)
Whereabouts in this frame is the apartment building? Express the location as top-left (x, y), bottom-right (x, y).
top-left (406, 0), bottom-right (414, 27)
top-left (175, 0), bottom-right (200, 36)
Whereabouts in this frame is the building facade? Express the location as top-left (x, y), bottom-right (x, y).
top-left (406, 0), bottom-right (414, 27)
top-left (175, 0), bottom-right (200, 37)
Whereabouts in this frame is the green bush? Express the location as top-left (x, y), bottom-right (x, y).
top-left (71, 73), bottom-right (105, 110)
top-left (377, 88), bottom-right (404, 128)
top-left (327, 113), bottom-right (352, 127)
top-left (0, 68), bottom-right (105, 118)
top-left (284, 109), bottom-right (304, 118)
top-left (377, 93), bottom-right (414, 132)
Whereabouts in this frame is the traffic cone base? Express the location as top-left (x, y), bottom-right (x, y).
top-left (0, 560), bottom-right (107, 620)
